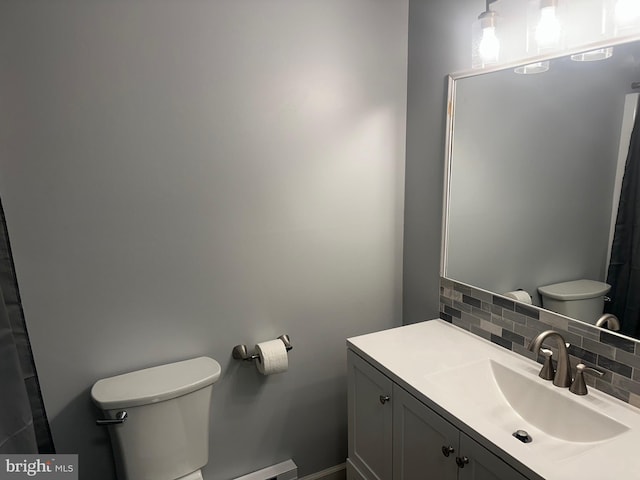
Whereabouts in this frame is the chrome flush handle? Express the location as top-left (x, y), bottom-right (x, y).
top-left (96, 411), bottom-right (128, 426)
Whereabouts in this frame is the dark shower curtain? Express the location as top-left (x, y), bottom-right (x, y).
top-left (607, 98), bottom-right (640, 338)
top-left (0, 199), bottom-right (54, 453)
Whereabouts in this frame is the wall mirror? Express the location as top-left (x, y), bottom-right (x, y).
top-left (442, 37), bottom-right (640, 340)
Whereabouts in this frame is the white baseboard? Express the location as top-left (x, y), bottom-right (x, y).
top-left (299, 463), bottom-right (346, 480)
top-left (232, 460), bottom-right (297, 480)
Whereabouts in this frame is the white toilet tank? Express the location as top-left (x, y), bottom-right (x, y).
top-left (91, 356), bottom-right (221, 480)
top-left (538, 279), bottom-right (611, 324)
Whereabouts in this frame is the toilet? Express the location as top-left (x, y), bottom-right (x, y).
top-left (537, 279), bottom-right (611, 324)
top-left (91, 356), bottom-right (222, 480)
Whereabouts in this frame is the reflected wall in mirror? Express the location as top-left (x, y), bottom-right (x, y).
top-left (443, 38), bottom-right (640, 339)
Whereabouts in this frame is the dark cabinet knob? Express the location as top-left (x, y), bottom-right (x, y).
top-left (441, 445), bottom-right (455, 457)
top-left (455, 456), bottom-right (469, 468)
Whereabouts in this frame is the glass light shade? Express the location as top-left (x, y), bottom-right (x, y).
top-left (490, 0), bottom-right (529, 64)
top-left (472, 10), bottom-right (500, 69)
top-left (525, 0), bottom-right (566, 54)
top-left (536, 5), bottom-right (562, 49)
top-left (514, 61), bottom-right (550, 74)
top-left (571, 47), bottom-right (614, 61)
top-left (566, 0), bottom-right (615, 48)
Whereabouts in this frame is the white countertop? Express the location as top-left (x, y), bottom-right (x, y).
top-left (347, 319), bottom-right (640, 480)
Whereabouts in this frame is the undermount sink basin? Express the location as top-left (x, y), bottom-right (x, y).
top-left (424, 359), bottom-right (629, 443)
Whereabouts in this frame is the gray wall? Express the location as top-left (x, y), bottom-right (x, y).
top-left (403, 0), bottom-right (481, 323)
top-left (0, 1), bottom-right (407, 479)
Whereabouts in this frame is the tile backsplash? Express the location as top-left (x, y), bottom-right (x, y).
top-left (439, 276), bottom-right (640, 408)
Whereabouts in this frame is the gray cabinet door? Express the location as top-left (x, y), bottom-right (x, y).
top-left (392, 384), bottom-right (458, 480)
top-left (348, 351), bottom-right (394, 480)
top-left (458, 433), bottom-right (529, 480)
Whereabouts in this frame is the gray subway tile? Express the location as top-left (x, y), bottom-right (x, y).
top-left (612, 374), bottom-right (640, 396)
top-left (598, 356), bottom-right (633, 378)
top-left (453, 282), bottom-right (472, 295)
top-left (470, 325), bottom-right (492, 341)
top-left (453, 300), bottom-right (473, 313)
top-left (471, 306), bottom-right (492, 322)
top-left (615, 349), bottom-right (640, 370)
top-left (503, 309), bottom-right (527, 325)
top-left (490, 334), bottom-right (512, 350)
top-left (492, 295), bottom-right (515, 310)
top-left (463, 294), bottom-right (482, 308)
top-left (502, 330), bottom-right (525, 346)
top-left (440, 295), bottom-right (453, 307)
top-left (461, 311), bottom-right (481, 327)
top-left (582, 337), bottom-right (615, 358)
top-left (480, 319), bottom-right (502, 336)
top-left (515, 303), bottom-right (540, 320)
top-left (538, 310), bottom-right (570, 331)
top-left (491, 315), bottom-right (515, 331)
top-left (595, 379), bottom-right (630, 403)
top-left (600, 331), bottom-right (636, 353)
top-left (452, 317), bottom-right (471, 331)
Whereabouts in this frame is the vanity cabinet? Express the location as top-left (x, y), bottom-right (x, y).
top-left (347, 350), bottom-right (529, 480)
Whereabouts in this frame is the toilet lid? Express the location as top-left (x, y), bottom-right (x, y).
top-left (91, 356), bottom-right (221, 410)
top-left (537, 279), bottom-right (611, 301)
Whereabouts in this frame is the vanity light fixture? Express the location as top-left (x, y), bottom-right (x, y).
top-left (470, 0), bottom-right (632, 69)
top-left (472, 0), bottom-right (500, 69)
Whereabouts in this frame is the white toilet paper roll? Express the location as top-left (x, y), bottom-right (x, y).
top-left (255, 339), bottom-right (288, 375)
top-left (503, 290), bottom-right (532, 304)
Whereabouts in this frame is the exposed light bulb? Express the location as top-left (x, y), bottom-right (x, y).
top-left (471, 2), bottom-right (500, 69)
top-left (615, 0), bottom-right (640, 29)
top-left (535, 5), bottom-right (562, 50)
top-left (479, 25), bottom-right (500, 62)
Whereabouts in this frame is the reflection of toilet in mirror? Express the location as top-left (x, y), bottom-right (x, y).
top-left (538, 279), bottom-right (611, 325)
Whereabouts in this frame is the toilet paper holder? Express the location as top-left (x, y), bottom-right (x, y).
top-left (232, 334), bottom-right (293, 362)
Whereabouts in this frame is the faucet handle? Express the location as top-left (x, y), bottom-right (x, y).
top-left (569, 363), bottom-right (605, 395)
top-left (538, 348), bottom-right (555, 381)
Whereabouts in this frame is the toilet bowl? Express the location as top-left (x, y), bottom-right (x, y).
top-left (91, 356), bottom-right (221, 480)
top-left (538, 279), bottom-right (610, 324)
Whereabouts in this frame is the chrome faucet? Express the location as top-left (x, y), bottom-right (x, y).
top-left (527, 330), bottom-right (572, 387)
top-left (595, 313), bottom-right (620, 331)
